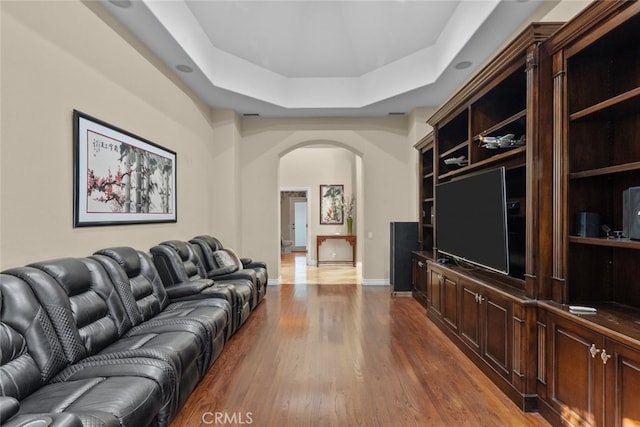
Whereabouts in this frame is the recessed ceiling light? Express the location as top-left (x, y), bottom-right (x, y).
top-left (108, 0), bottom-right (132, 8)
top-left (176, 64), bottom-right (193, 73)
top-left (454, 61), bottom-right (472, 70)
top-left (388, 112), bottom-right (406, 116)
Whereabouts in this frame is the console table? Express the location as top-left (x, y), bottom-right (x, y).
top-left (316, 235), bottom-right (356, 267)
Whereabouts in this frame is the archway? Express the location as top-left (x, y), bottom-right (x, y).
top-left (278, 141), bottom-right (363, 282)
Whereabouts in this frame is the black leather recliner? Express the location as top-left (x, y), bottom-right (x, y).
top-left (1, 237), bottom-right (267, 426)
top-left (189, 235), bottom-right (268, 306)
top-left (0, 272), bottom-right (171, 427)
top-left (191, 235), bottom-right (268, 285)
top-left (91, 246), bottom-right (231, 369)
top-left (188, 241), bottom-right (258, 310)
top-left (150, 240), bottom-right (254, 333)
top-left (7, 257), bottom-right (214, 423)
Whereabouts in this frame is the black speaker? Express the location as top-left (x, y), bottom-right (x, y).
top-left (574, 212), bottom-right (600, 237)
top-left (623, 187), bottom-right (640, 240)
top-left (390, 222), bottom-right (418, 293)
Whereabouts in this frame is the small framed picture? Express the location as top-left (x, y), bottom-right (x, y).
top-left (320, 184), bottom-right (344, 225)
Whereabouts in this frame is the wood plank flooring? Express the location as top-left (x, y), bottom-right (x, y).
top-left (171, 270), bottom-right (550, 426)
top-left (279, 252), bottom-right (361, 285)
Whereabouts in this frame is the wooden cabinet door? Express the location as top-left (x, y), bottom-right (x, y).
top-left (412, 256), bottom-right (428, 307)
top-left (460, 280), bottom-right (513, 380)
top-left (481, 288), bottom-right (512, 380)
top-left (460, 279), bottom-right (481, 353)
top-left (428, 266), bottom-right (443, 317)
top-left (604, 339), bottom-right (640, 427)
top-left (415, 259), bottom-right (427, 295)
top-left (548, 314), bottom-right (604, 426)
top-left (442, 272), bottom-right (458, 332)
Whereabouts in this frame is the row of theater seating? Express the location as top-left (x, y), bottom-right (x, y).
top-left (0, 235), bottom-right (268, 427)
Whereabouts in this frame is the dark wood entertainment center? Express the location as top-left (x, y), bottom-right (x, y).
top-left (412, 1), bottom-right (640, 425)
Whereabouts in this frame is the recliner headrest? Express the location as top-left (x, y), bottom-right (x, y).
top-left (160, 240), bottom-right (190, 260)
top-left (191, 235), bottom-right (223, 251)
top-left (94, 247), bottom-right (141, 277)
top-left (29, 258), bottom-right (92, 297)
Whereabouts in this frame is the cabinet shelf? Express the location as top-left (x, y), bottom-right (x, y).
top-left (570, 87), bottom-right (640, 121)
top-left (439, 146), bottom-right (526, 180)
top-left (473, 109), bottom-right (527, 141)
top-left (439, 141), bottom-right (468, 159)
top-left (417, 133), bottom-right (435, 253)
top-left (568, 236), bottom-right (640, 250)
top-left (570, 161), bottom-right (640, 179)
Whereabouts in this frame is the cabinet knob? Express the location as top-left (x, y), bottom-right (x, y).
top-left (589, 344), bottom-right (601, 358)
top-left (418, 261), bottom-right (424, 267)
top-left (601, 349), bottom-right (612, 364)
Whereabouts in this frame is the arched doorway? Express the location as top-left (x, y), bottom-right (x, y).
top-left (278, 142), bottom-right (363, 284)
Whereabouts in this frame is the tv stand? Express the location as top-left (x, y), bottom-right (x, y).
top-left (416, 256), bottom-right (538, 411)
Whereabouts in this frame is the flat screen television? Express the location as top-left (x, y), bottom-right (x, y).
top-left (436, 167), bottom-right (510, 275)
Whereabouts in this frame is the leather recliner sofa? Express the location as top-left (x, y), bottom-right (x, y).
top-left (150, 240), bottom-right (255, 333)
top-left (0, 271), bottom-right (174, 427)
top-left (0, 237), bottom-right (268, 427)
top-left (0, 252), bottom-right (231, 426)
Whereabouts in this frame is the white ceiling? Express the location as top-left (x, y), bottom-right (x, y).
top-left (101, 0), bottom-right (559, 118)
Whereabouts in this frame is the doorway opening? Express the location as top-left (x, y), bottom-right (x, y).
top-left (280, 190), bottom-right (308, 254)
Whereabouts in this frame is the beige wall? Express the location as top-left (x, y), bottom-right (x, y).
top-left (0, 1), bottom-right (221, 268)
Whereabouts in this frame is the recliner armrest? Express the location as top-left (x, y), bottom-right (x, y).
top-left (3, 413), bottom-right (85, 427)
top-left (243, 260), bottom-right (267, 270)
top-left (0, 396), bottom-right (19, 424)
top-left (206, 266), bottom-right (237, 276)
top-left (165, 278), bottom-right (215, 299)
top-left (240, 257), bottom-right (253, 266)
top-left (207, 270), bottom-right (256, 283)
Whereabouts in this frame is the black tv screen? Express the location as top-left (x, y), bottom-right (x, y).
top-left (436, 167), bottom-right (510, 275)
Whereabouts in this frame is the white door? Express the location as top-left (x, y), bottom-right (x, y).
top-left (289, 197), bottom-right (307, 251)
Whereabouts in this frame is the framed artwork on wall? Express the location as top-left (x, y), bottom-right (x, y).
top-left (320, 184), bottom-right (344, 225)
top-left (73, 110), bottom-right (177, 227)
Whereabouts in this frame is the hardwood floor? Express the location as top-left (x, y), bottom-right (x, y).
top-left (279, 252), bottom-right (361, 285)
top-left (171, 279), bottom-right (551, 426)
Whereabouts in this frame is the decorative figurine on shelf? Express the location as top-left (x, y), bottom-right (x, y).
top-left (444, 155), bottom-right (468, 166)
top-left (479, 133), bottom-right (526, 149)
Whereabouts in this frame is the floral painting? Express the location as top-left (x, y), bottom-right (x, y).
top-left (74, 111), bottom-right (177, 226)
top-left (320, 184), bottom-right (343, 225)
